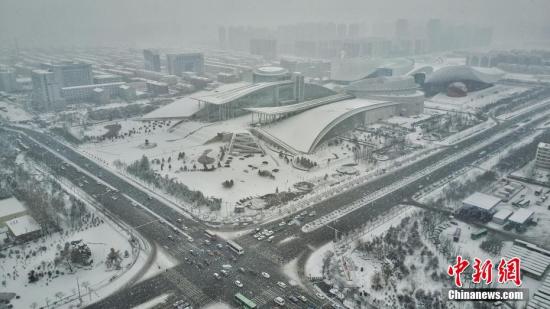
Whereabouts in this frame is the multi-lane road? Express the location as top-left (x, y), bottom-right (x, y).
top-left (2, 94), bottom-right (550, 309)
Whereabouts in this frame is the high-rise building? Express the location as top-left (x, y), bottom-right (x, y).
top-left (31, 69), bottom-right (63, 110)
top-left (40, 62), bottom-right (93, 87)
top-left (166, 53), bottom-right (204, 77)
top-left (249, 38), bottom-right (277, 59)
top-left (426, 19), bottom-right (443, 52)
top-left (218, 26), bottom-right (227, 50)
top-left (536, 142), bottom-right (550, 170)
top-left (0, 70), bottom-right (18, 93)
top-left (143, 49), bottom-right (161, 72)
top-left (395, 19), bottom-right (409, 39)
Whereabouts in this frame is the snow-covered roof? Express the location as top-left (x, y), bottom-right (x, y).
top-left (243, 93), bottom-right (353, 115)
top-left (462, 192), bottom-right (501, 211)
top-left (425, 65), bottom-right (504, 85)
top-left (538, 142), bottom-right (550, 150)
top-left (493, 209), bottom-right (513, 221)
top-left (0, 197), bottom-right (27, 219)
top-left (62, 82), bottom-right (125, 91)
top-left (505, 240), bottom-right (550, 278)
top-left (508, 208), bottom-right (534, 224)
top-left (5, 215), bottom-right (41, 237)
top-left (141, 82), bottom-right (250, 120)
top-left (258, 97), bottom-right (397, 153)
top-left (194, 80), bottom-right (293, 105)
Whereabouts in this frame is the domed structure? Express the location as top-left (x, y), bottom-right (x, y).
top-left (252, 66), bottom-right (290, 83)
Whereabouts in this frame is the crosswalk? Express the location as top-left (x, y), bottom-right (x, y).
top-left (163, 269), bottom-right (211, 307)
top-left (251, 287), bottom-right (281, 307)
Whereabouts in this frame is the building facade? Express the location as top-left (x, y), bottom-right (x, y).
top-left (60, 82), bottom-right (126, 103)
top-left (41, 62), bottom-right (93, 87)
top-left (536, 142), bottom-right (550, 170)
top-left (31, 69), bottom-right (63, 110)
top-left (0, 70), bottom-right (19, 92)
top-left (143, 49), bottom-right (161, 72)
top-left (166, 53), bottom-right (204, 76)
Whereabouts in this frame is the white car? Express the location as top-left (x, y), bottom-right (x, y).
top-left (274, 297), bottom-right (285, 306)
top-left (276, 281), bottom-right (286, 288)
top-left (257, 235), bottom-right (265, 241)
top-left (261, 272), bottom-right (270, 278)
top-left (234, 280), bottom-right (243, 288)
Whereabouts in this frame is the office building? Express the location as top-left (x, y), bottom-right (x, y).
top-left (166, 53), bottom-right (204, 77)
top-left (250, 38), bottom-right (277, 60)
top-left (31, 69), bottom-right (63, 110)
top-left (146, 81), bottom-right (169, 96)
top-left (536, 142), bottom-right (550, 170)
top-left (40, 62), bottom-right (93, 87)
top-left (143, 49), bottom-right (161, 72)
top-left (0, 70), bottom-right (18, 92)
top-left (60, 82), bottom-right (125, 103)
top-left (218, 26), bottom-right (227, 49)
top-left (395, 19), bottom-right (409, 39)
top-left (93, 74), bottom-right (123, 84)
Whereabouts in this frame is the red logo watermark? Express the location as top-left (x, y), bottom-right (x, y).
top-left (447, 256), bottom-right (522, 287)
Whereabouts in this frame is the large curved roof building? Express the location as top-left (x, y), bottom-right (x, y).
top-left (344, 75), bottom-right (424, 106)
top-left (423, 65), bottom-right (504, 96)
top-left (254, 95), bottom-right (424, 154)
top-left (330, 57), bottom-right (415, 83)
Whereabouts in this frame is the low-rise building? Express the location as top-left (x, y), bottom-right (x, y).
top-left (5, 215), bottom-right (41, 242)
top-left (93, 74), bottom-right (123, 84)
top-left (146, 80), bottom-right (169, 96)
top-left (508, 208), bottom-right (534, 226)
top-left (492, 208), bottom-right (513, 225)
top-left (0, 197), bottom-right (27, 227)
top-left (462, 192), bottom-right (501, 214)
top-left (61, 82), bottom-right (125, 103)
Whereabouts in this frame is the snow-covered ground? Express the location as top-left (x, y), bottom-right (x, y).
top-left (0, 100), bottom-right (33, 122)
top-left (0, 158), bottom-right (153, 309)
top-left (1, 214), bottom-right (147, 309)
top-left (75, 114), bottom-right (440, 220)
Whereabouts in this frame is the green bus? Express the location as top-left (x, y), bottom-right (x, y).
top-left (235, 293), bottom-right (257, 309)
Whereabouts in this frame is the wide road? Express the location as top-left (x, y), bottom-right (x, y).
top-left (2, 93), bottom-right (550, 308)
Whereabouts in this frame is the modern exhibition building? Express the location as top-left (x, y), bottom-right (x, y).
top-left (422, 65), bottom-right (504, 96)
top-left (143, 64), bottom-right (426, 154)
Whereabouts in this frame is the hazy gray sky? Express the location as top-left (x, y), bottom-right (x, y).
top-left (1, 0), bottom-right (549, 48)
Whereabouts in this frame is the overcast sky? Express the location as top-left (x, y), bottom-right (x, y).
top-left (1, 0), bottom-right (549, 48)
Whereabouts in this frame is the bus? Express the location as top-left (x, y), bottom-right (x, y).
top-left (235, 293), bottom-right (256, 309)
top-left (227, 240), bottom-right (244, 255)
top-left (204, 229), bottom-right (217, 240)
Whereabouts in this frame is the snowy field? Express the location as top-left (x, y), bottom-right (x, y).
top-left (0, 158), bottom-right (154, 309)
top-left (76, 114), bottom-right (439, 218)
top-left (1, 214), bottom-right (146, 309)
top-left (0, 100), bottom-right (33, 122)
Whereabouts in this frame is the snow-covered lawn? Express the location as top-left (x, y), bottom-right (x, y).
top-left (1, 218), bottom-right (145, 309)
